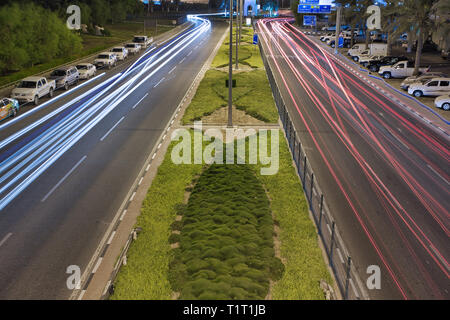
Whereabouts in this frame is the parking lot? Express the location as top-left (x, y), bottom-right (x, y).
top-left (305, 29), bottom-right (450, 121)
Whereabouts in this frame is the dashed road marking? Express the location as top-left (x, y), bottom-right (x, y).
top-left (0, 233), bottom-right (12, 248)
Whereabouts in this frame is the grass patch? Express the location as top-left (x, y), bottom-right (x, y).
top-left (182, 69), bottom-right (278, 124)
top-left (169, 164), bottom-right (284, 300)
top-left (0, 22), bottom-right (174, 87)
top-left (111, 130), bottom-right (331, 300)
top-left (211, 26), bottom-right (263, 69)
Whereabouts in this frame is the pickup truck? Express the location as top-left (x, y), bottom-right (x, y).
top-left (378, 61), bottom-right (430, 79)
top-left (11, 76), bottom-right (56, 105)
top-left (133, 35), bottom-right (153, 49)
top-left (94, 52), bottom-right (117, 69)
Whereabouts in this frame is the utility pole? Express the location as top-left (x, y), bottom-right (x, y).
top-left (228, 0), bottom-right (233, 127)
top-left (334, 4), bottom-right (342, 55)
top-left (236, 0), bottom-right (239, 69)
top-left (239, 0), bottom-right (243, 47)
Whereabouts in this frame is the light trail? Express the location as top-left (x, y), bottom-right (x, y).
top-left (258, 18), bottom-right (450, 299)
top-left (0, 16), bottom-right (211, 211)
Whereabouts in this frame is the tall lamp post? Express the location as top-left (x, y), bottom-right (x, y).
top-left (228, 0), bottom-right (233, 127)
top-left (334, 4), bottom-right (342, 55)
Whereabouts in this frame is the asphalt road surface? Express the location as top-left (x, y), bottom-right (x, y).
top-left (257, 18), bottom-right (449, 300)
top-left (0, 17), bottom-right (227, 299)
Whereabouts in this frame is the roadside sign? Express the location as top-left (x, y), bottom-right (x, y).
top-left (253, 34), bottom-right (258, 45)
top-left (338, 36), bottom-right (344, 48)
top-left (303, 15), bottom-right (317, 27)
top-left (298, 4), bottom-right (332, 14)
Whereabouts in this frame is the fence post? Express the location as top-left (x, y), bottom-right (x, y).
top-left (318, 194), bottom-right (324, 234)
top-left (329, 221), bottom-right (336, 266)
top-left (309, 173), bottom-right (314, 205)
top-left (302, 156), bottom-right (307, 185)
top-left (345, 256), bottom-right (352, 300)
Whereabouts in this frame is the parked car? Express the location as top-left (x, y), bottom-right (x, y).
top-left (400, 72), bottom-right (448, 90)
top-left (125, 43), bottom-right (141, 55)
top-left (360, 55), bottom-right (384, 68)
top-left (367, 56), bottom-right (409, 72)
top-left (0, 98), bottom-right (19, 121)
top-left (49, 66), bottom-right (79, 90)
top-left (76, 63), bottom-right (97, 80)
top-left (352, 49), bottom-right (371, 62)
top-left (320, 33), bottom-right (333, 42)
top-left (94, 52), bottom-right (117, 69)
top-left (434, 95), bottom-right (450, 111)
top-left (133, 35), bottom-right (153, 49)
top-left (11, 77), bottom-right (56, 105)
top-left (378, 61), bottom-right (429, 79)
top-left (347, 44), bottom-right (367, 56)
top-left (110, 47), bottom-right (128, 61)
top-left (408, 78), bottom-right (450, 97)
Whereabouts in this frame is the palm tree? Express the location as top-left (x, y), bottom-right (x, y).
top-left (393, 0), bottom-right (442, 75)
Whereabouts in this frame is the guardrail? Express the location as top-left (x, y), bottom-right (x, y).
top-left (258, 36), bottom-right (369, 300)
top-left (101, 228), bottom-right (141, 299)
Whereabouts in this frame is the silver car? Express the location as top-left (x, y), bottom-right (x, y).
top-left (49, 66), bottom-right (79, 90)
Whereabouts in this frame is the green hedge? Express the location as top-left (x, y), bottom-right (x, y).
top-left (169, 164), bottom-right (284, 299)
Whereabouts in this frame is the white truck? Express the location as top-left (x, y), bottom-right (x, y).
top-left (348, 43), bottom-right (387, 60)
top-left (378, 61), bottom-right (430, 79)
top-left (133, 35), bottom-right (153, 49)
top-left (11, 76), bottom-right (56, 105)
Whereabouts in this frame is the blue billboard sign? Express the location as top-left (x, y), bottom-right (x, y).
top-left (303, 15), bottom-right (317, 26)
top-left (298, 4), bottom-right (332, 14)
top-left (299, 0), bottom-right (319, 3)
top-left (319, 5), bottom-right (332, 13)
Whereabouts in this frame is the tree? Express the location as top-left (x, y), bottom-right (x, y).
top-left (393, 0), bottom-right (441, 75)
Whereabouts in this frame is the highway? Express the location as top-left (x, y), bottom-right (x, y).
top-left (0, 17), bottom-right (226, 299)
top-left (257, 19), bottom-right (449, 300)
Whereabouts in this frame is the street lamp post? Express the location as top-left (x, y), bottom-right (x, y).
top-left (334, 4), bottom-right (342, 54)
top-left (228, 0), bottom-right (233, 127)
top-left (236, 0), bottom-right (239, 69)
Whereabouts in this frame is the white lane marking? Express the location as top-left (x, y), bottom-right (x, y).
top-left (429, 245), bottom-right (450, 272)
top-left (138, 177), bottom-right (144, 186)
top-left (393, 134), bottom-right (410, 150)
top-left (153, 77), bottom-right (165, 88)
top-left (327, 223), bottom-right (332, 234)
top-left (187, 50), bottom-right (193, 57)
top-left (146, 164), bottom-right (151, 172)
top-left (120, 209), bottom-right (127, 221)
top-left (195, 45), bottom-right (199, 49)
top-left (0, 233), bottom-right (12, 247)
top-left (103, 281), bottom-right (111, 296)
top-left (169, 66), bottom-right (177, 74)
top-left (77, 290), bottom-right (86, 300)
top-left (129, 192), bottom-right (136, 202)
top-left (349, 279), bottom-right (360, 298)
top-left (179, 57), bottom-right (186, 64)
top-left (157, 143), bottom-right (162, 150)
top-left (41, 156), bottom-right (87, 202)
top-left (132, 93), bottom-right (149, 110)
top-left (107, 231), bottom-right (116, 245)
top-left (100, 117), bottom-right (125, 141)
top-left (336, 247), bottom-right (345, 264)
top-left (152, 153), bottom-right (156, 160)
top-left (92, 257), bottom-right (103, 274)
top-left (427, 164), bottom-right (449, 185)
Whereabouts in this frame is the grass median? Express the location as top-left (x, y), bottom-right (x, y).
top-left (111, 131), bottom-right (332, 300)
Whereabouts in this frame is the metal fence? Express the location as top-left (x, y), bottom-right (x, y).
top-left (258, 38), bottom-right (369, 300)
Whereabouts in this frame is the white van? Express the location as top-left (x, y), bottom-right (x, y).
top-left (408, 78), bottom-right (450, 97)
top-left (348, 44), bottom-right (367, 56)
